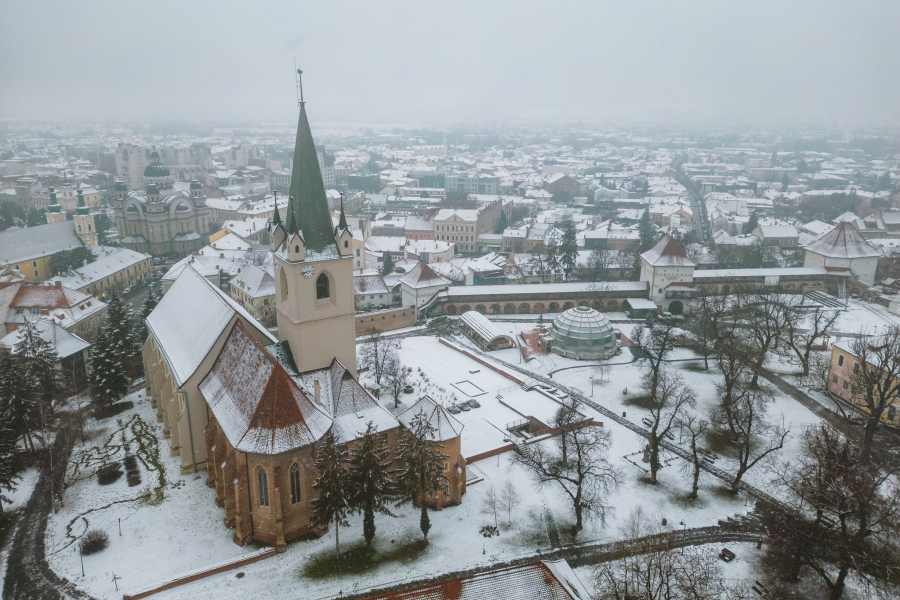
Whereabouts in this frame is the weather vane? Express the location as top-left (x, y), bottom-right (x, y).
top-left (294, 57), bottom-right (304, 106)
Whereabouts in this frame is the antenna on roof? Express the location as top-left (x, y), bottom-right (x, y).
top-left (294, 57), bottom-right (304, 107)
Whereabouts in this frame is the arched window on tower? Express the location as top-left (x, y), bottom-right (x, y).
top-left (257, 467), bottom-right (269, 507)
top-left (280, 268), bottom-right (288, 301)
top-left (316, 273), bottom-right (329, 299)
top-left (290, 463), bottom-right (301, 504)
top-left (344, 240), bottom-right (349, 248)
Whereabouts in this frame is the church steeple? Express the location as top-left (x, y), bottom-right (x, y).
top-left (284, 97), bottom-right (338, 256)
top-left (337, 192), bottom-right (348, 232)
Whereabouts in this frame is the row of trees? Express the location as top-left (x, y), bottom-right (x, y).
top-left (357, 330), bottom-right (410, 408)
top-left (311, 413), bottom-right (448, 556)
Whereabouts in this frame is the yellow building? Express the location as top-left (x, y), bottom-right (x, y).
top-left (0, 221), bottom-right (85, 281)
top-left (828, 341), bottom-right (900, 425)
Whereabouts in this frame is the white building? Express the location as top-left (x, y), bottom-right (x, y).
top-left (640, 234), bottom-right (697, 315)
top-left (803, 221), bottom-right (881, 286)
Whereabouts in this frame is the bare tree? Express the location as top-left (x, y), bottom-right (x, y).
top-left (481, 484), bottom-right (499, 528)
top-left (641, 371), bottom-right (696, 484)
top-left (358, 328), bottom-right (399, 385)
top-left (383, 357), bottom-right (411, 408)
top-left (847, 327), bottom-right (900, 457)
top-left (713, 332), bottom-right (758, 440)
top-left (512, 419), bottom-right (620, 532)
top-left (783, 306), bottom-right (840, 377)
top-left (691, 287), bottom-right (733, 370)
top-left (631, 319), bottom-right (680, 401)
top-left (499, 480), bottom-right (521, 527)
top-left (765, 425), bottom-right (900, 600)
top-left (717, 390), bottom-right (789, 495)
top-left (737, 287), bottom-right (798, 385)
top-left (679, 414), bottom-right (710, 500)
top-left (584, 247), bottom-right (616, 282)
top-left (593, 506), bottom-right (751, 599)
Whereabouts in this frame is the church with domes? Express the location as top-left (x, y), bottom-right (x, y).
top-left (112, 149), bottom-right (211, 255)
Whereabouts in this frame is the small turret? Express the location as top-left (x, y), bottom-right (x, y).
top-left (76, 189), bottom-right (89, 215)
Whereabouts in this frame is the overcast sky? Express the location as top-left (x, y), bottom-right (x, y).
top-left (1, 0), bottom-right (898, 127)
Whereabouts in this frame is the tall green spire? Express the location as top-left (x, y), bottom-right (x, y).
top-left (337, 193), bottom-right (348, 231)
top-left (271, 191), bottom-right (283, 228)
top-left (285, 197), bottom-right (297, 234)
top-left (76, 189), bottom-right (89, 215)
top-left (48, 187), bottom-right (61, 213)
top-left (285, 102), bottom-right (338, 254)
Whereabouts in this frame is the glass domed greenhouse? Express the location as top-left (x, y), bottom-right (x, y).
top-left (540, 306), bottom-right (619, 360)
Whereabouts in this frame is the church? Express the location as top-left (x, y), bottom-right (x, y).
top-left (112, 149), bottom-right (211, 256)
top-left (142, 92), bottom-right (466, 551)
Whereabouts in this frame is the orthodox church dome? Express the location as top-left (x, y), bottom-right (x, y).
top-left (542, 306), bottom-right (618, 360)
top-left (143, 150), bottom-right (171, 178)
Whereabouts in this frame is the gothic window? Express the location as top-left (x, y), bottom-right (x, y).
top-left (280, 268), bottom-right (288, 301)
top-left (316, 273), bottom-right (330, 299)
top-left (290, 463), bottom-right (301, 504)
top-left (295, 245), bottom-right (299, 253)
top-left (257, 467), bottom-right (269, 507)
top-left (344, 240), bottom-right (349, 248)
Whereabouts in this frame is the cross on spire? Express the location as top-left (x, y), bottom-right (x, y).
top-left (295, 61), bottom-right (304, 107)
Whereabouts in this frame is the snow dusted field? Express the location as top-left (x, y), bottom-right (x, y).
top-left (44, 331), bottom-right (832, 599)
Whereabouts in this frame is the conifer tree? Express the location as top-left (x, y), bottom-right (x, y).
top-left (311, 430), bottom-right (351, 557)
top-left (0, 423), bottom-right (22, 518)
top-left (0, 353), bottom-right (39, 451)
top-left (348, 422), bottom-right (396, 547)
top-left (89, 325), bottom-right (129, 410)
top-left (559, 221), bottom-right (578, 281)
top-left (381, 252), bottom-right (395, 276)
top-left (14, 319), bottom-right (61, 412)
top-left (395, 410), bottom-right (448, 545)
top-left (104, 293), bottom-right (135, 356)
top-left (638, 209), bottom-right (655, 253)
top-left (132, 290), bottom-right (158, 349)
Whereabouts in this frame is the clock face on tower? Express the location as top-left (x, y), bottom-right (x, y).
top-left (301, 265), bottom-right (315, 279)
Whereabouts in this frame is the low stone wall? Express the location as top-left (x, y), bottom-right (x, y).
top-left (355, 306), bottom-right (416, 335)
top-left (122, 548), bottom-right (276, 600)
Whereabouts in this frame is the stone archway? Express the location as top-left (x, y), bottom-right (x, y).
top-left (503, 303), bottom-right (516, 314)
top-left (518, 303), bottom-right (531, 314)
top-left (446, 304), bottom-right (458, 315)
top-left (490, 304), bottom-right (501, 314)
top-left (460, 304), bottom-right (472, 313)
top-left (668, 300), bottom-right (684, 316)
top-left (563, 302), bottom-right (574, 311)
top-left (475, 304), bottom-right (486, 314)
top-left (549, 302), bottom-right (560, 312)
top-left (533, 302), bottom-right (546, 313)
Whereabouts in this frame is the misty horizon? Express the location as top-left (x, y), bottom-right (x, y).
top-left (2, 0), bottom-right (899, 128)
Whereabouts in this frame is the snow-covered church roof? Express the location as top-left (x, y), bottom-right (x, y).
top-left (146, 265), bottom-right (276, 387)
top-left (200, 321), bottom-right (332, 455)
top-left (397, 395), bottom-right (464, 442)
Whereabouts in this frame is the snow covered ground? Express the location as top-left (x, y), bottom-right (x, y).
top-left (45, 333), bottom-right (833, 599)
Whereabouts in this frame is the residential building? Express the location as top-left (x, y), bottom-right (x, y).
top-left (804, 221), bottom-right (881, 286)
top-left (48, 246), bottom-right (153, 299)
top-left (229, 263), bottom-right (276, 326)
top-left (354, 273), bottom-right (391, 310)
top-left (0, 283), bottom-right (107, 342)
top-left (0, 220), bottom-right (86, 281)
top-left (434, 199), bottom-right (503, 254)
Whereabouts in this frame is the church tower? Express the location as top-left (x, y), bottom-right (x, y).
top-left (74, 189), bottom-right (98, 246)
top-left (45, 187), bottom-right (66, 224)
top-left (273, 78), bottom-right (356, 375)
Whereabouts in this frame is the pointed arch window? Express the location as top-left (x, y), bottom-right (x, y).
top-left (316, 273), bottom-right (330, 299)
top-left (290, 463), bottom-right (301, 504)
top-left (257, 467), bottom-right (269, 507)
top-left (280, 268), bottom-right (288, 301)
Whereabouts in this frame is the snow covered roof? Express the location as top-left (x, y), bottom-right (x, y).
top-left (230, 264), bottom-right (275, 298)
top-left (399, 262), bottom-right (448, 289)
top-left (459, 310), bottom-right (516, 347)
top-left (147, 265), bottom-right (276, 387)
top-left (640, 235), bottom-right (696, 267)
top-left (356, 559), bottom-right (590, 600)
top-left (0, 317), bottom-right (90, 359)
top-left (397, 395), bottom-right (464, 442)
top-left (0, 220), bottom-right (82, 264)
top-left (445, 281), bottom-right (648, 298)
top-left (200, 321), bottom-right (332, 455)
top-left (805, 221), bottom-right (880, 259)
top-left (49, 246), bottom-right (150, 290)
top-left (5, 284), bottom-right (106, 330)
top-left (354, 274), bottom-right (389, 295)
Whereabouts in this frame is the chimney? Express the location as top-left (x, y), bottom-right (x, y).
top-left (314, 380), bottom-right (321, 406)
top-left (55, 281), bottom-right (62, 287)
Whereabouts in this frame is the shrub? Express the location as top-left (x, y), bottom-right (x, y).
top-left (123, 454), bottom-right (142, 487)
top-left (80, 530), bottom-right (109, 555)
top-left (97, 462), bottom-right (123, 485)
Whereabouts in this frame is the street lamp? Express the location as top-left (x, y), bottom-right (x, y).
top-left (679, 520), bottom-right (687, 554)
